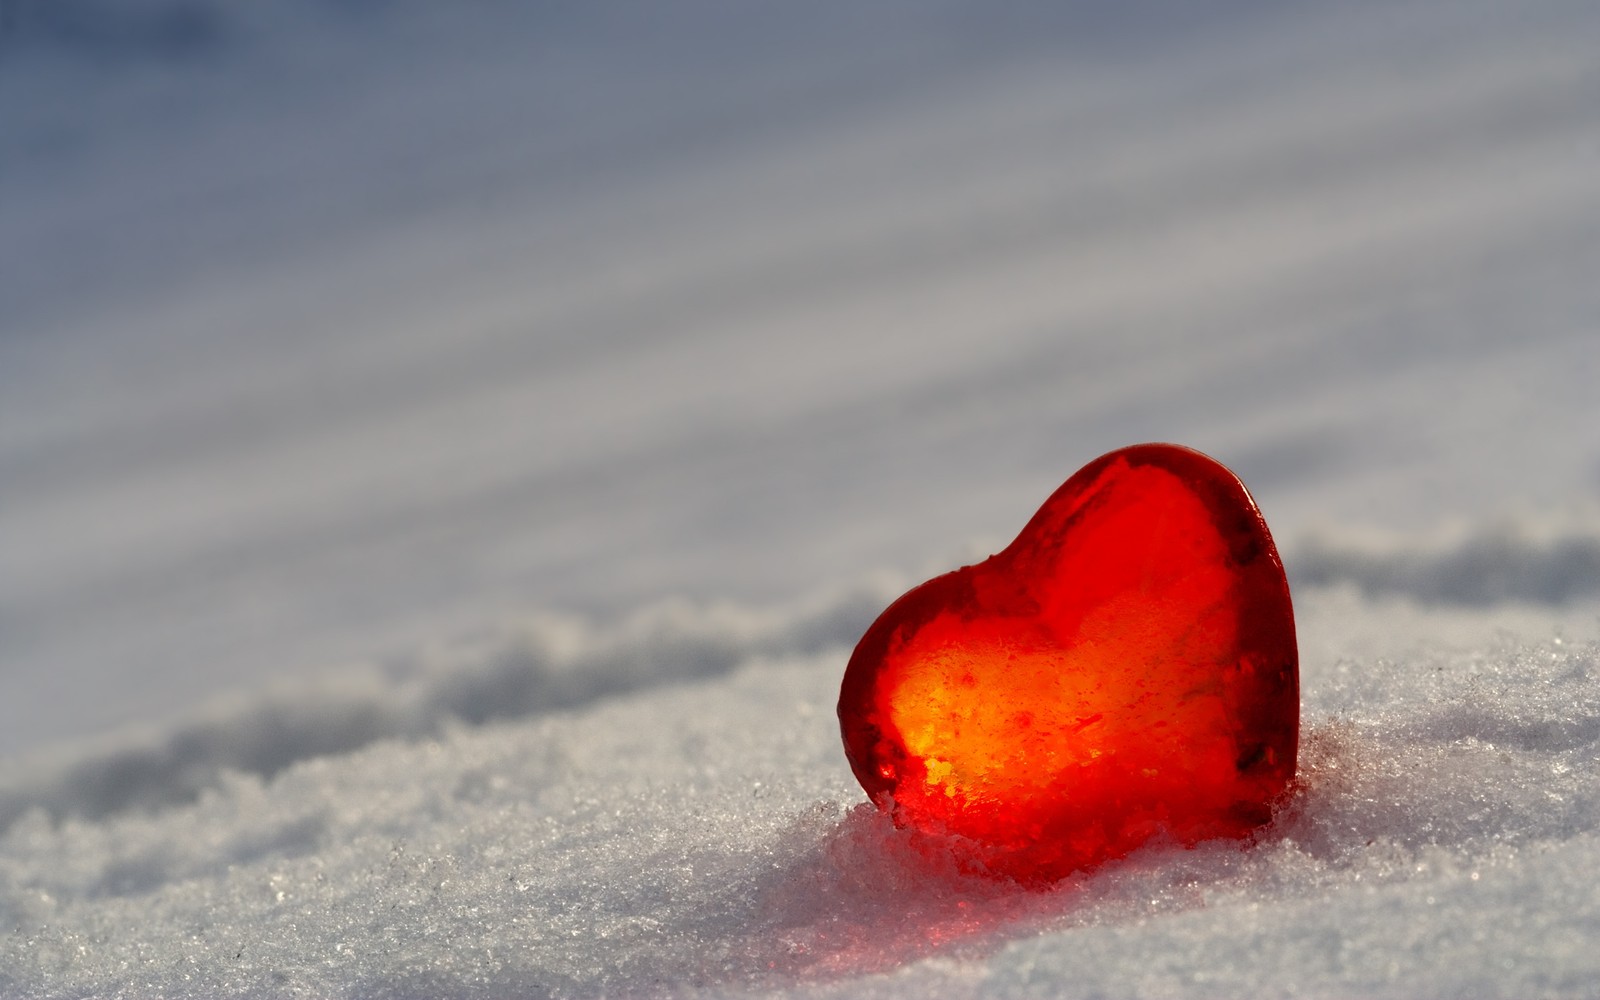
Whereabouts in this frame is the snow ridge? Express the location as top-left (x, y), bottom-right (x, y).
top-left (8, 513), bottom-right (1597, 836)
top-left (0, 582), bottom-right (897, 833)
top-left (1292, 519), bottom-right (1600, 606)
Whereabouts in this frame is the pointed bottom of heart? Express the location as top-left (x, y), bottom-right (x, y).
top-left (880, 781), bottom-right (1281, 886)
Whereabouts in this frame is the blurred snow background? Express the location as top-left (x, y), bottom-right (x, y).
top-left (3, 1), bottom-right (1600, 996)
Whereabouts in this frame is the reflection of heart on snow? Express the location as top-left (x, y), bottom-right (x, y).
top-left (839, 444), bottom-right (1300, 885)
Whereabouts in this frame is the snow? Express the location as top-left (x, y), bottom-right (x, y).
top-left (3, 1), bottom-right (1600, 996)
top-left (3, 593), bottom-right (1599, 997)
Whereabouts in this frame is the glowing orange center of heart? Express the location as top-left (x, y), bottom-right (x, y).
top-left (838, 444), bottom-right (1298, 884)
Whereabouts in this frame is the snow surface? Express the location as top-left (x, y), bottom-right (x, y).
top-left (3, 1), bottom-right (1600, 996)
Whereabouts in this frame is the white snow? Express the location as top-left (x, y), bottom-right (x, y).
top-left (3, 1), bottom-right (1600, 996)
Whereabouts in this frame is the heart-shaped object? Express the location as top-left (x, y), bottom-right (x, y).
top-left (838, 443), bottom-right (1297, 884)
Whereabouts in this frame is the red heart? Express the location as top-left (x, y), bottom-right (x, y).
top-left (838, 443), bottom-right (1298, 884)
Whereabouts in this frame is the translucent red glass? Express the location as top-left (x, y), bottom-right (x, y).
top-left (838, 443), bottom-right (1298, 884)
